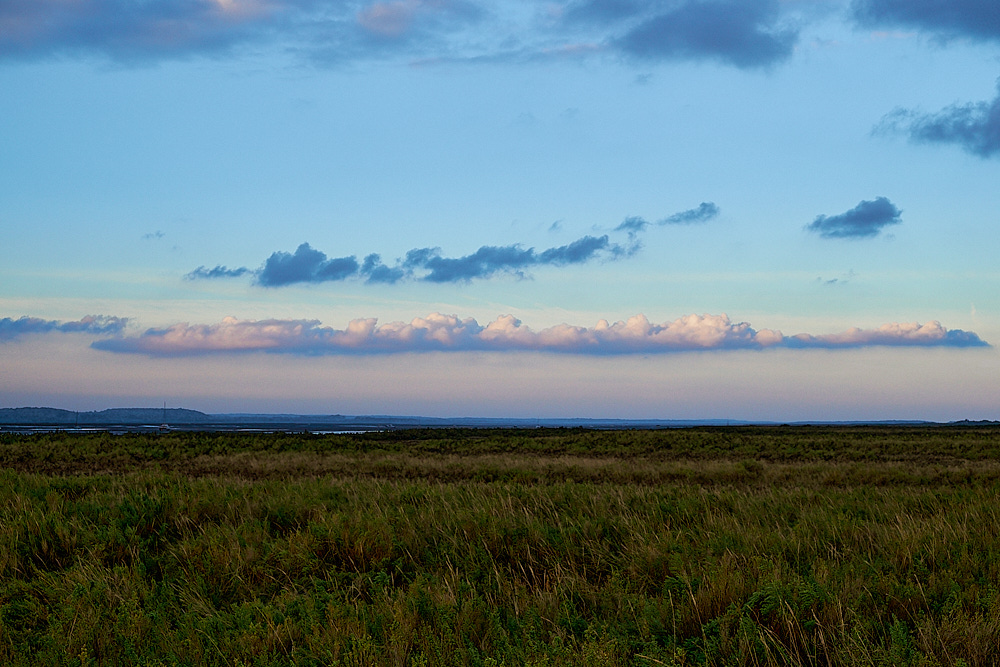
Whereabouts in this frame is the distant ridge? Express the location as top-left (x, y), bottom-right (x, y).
top-left (0, 407), bottom-right (211, 425)
top-left (0, 407), bottom-right (737, 429)
top-left (1, 406), bottom-right (989, 431)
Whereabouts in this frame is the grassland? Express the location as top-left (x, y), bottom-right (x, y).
top-left (2, 426), bottom-right (1000, 666)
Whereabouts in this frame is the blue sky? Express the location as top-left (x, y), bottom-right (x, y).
top-left (2, 0), bottom-right (999, 419)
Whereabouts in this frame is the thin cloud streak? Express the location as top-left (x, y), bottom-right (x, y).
top-left (662, 201), bottom-right (720, 225)
top-left (0, 315), bottom-right (128, 341)
top-left (90, 313), bottom-right (989, 357)
top-left (186, 265), bottom-right (253, 280)
top-left (614, 202), bottom-right (720, 233)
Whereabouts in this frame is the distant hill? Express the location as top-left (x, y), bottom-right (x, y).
top-left (0, 407), bottom-right (747, 429)
top-left (0, 407), bottom-right (211, 425)
top-left (0, 406), bottom-right (977, 431)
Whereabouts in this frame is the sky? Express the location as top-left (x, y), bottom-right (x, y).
top-left (2, 0), bottom-right (1000, 420)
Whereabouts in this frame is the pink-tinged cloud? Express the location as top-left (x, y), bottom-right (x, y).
top-left (0, 0), bottom-right (288, 60)
top-left (357, 1), bottom-right (420, 38)
top-left (88, 313), bottom-right (989, 357)
top-left (786, 321), bottom-right (986, 348)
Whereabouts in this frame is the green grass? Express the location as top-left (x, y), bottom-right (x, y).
top-left (2, 426), bottom-right (1000, 665)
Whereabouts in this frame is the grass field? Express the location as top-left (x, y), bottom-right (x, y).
top-left (2, 426), bottom-right (999, 666)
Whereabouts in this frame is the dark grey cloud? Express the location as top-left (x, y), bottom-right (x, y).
top-left (189, 234), bottom-right (627, 287)
top-left (852, 0), bottom-right (1000, 42)
top-left (614, 202), bottom-right (719, 233)
top-left (615, 0), bottom-right (798, 69)
top-left (257, 243), bottom-right (360, 287)
top-left (190, 208), bottom-right (713, 287)
top-left (360, 253), bottom-right (408, 284)
top-left (662, 201), bottom-right (720, 224)
top-left (806, 197), bottom-right (902, 239)
top-left (564, 0), bottom-right (644, 24)
top-left (614, 216), bottom-right (651, 233)
top-left (185, 265), bottom-right (252, 280)
top-left (876, 83), bottom-right (1000, 158)
top-left (416, 235), bottom-right (621, 283)
top-left (540, 235), bottom-right (618, 263)
top-left (418, 245), bottom-right (538, 283)
top-left (0, 0), bottom-right (486, 64)
top-left (0, 315), bottom-right (127, 341)
top-left (1, 0), bottom-right (807, 69)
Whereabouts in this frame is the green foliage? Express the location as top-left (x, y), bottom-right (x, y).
top-left (1, 427), bottom-right (1000, 665)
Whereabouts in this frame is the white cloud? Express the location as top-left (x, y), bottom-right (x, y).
top-left (88, 312), bottom-right (988, 356)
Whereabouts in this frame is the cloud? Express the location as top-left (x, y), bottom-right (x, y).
top-left (787, 321), bottom-right (988, 349)
top-left (805, 197), bottom-right (902, 239)
top-left (185, 265), bottom-right (252, 280)
top-left (406, 235), bottom-right (624, 283)
top-left (417, 244), bottom-right (540, 283)
top-left (614, 202), bottom-right (719, 233)
top-left (358, 1), bottom-right (423, 38)
top-left (190, 207), bottom-right (720, 287)
top-left (614, 216), bottom-right (651, 233)
top-left (0, 0), bottom-right (806, 69)
top-left (662, 201), bottom-right (720, 225)
top-left (0, 315), bottom-right (128, 341)
top-left (256, 243), bottom-right (360, 287)
top-left (876, 83), bottom-right (1000, 158)
top-left (0, 0), bottom-right (291, 61)
top-left (360, 253), bottom-right (408, 284)
top-left (563, 0), bottom-right (644, 24)
top-left (0, 0), bottom-right (484, 63)
top-left (91, 312), bottom-right (988, 357)
top-left (614, 0), bottom-right (798, 69)
top-left (852, 0), bottom-right (1000, 42)
top-left (244, 235), bottom-right (626, 286)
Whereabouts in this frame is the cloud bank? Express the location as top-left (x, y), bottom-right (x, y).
top-left (877, 84), bottom-right (1000, 159)
top-left (852, 0), bottom-right (1000, 42)
top-left (234, 234), bottom-right (627, 287)
top-left (806, 197), bottom-right (902, 239)
top-left (90, 313), bottom-right (988, 357)
top-left (187, 208), bottom-right (717, 287)
top-left (0, 315), bottom-right (128, 341)
top-left (0, 0), bottom-right (806, 68)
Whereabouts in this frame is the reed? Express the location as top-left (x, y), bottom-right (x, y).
top-left (2, 426), bottom-right (999, 665)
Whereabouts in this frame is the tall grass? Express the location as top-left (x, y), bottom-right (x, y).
top-left (2, 428), bottom-right (1000, 665)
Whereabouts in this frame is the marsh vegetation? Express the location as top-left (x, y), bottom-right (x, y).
top-left (2, 426), bottom-right (999, 666)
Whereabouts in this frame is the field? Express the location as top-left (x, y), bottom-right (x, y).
top-left (2, 426), bottom-right (1000, 666)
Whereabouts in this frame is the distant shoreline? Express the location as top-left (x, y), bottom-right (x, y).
top-left (2, 405), bottom-right (994, 433)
